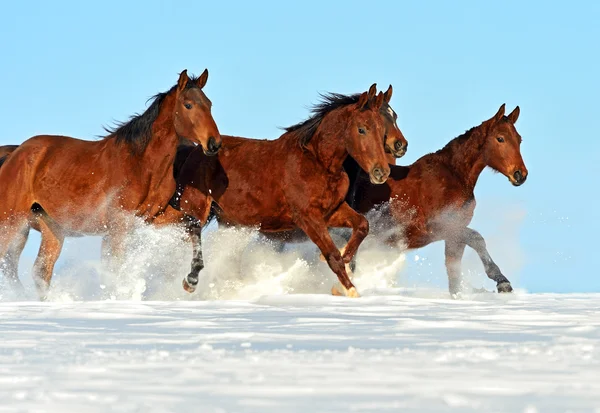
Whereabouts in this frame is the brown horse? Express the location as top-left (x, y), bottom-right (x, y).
top-left (342, 104), bottom-right (528, 295)
top-left (0, 70), bottom-right (221, 299)
top-left (155, 84), bottom-right (393, 297)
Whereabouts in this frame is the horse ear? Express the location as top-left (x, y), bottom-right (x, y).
top-left (196, 69), bottom-right (209, 89)
top-left (177, 69), bottom-right (189, 93)
top-left (383, 85), bottom-right (393, 103)
top-left (374, 91), bottom-right (385, 110)
top-left (357, 91), bottom-right (369, 110)
top-left (507, 106), bottom-right (520, 124)
top-left (491, 103), bottom-right (506, 123)
top-left (367, 83), bottom-right (377, 100)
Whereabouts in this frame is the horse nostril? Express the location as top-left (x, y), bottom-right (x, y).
top-left (394, 141), bottom-right (404, 152)
top-left (207, 137), bottom-right (221, 154)
top-left (513, 170), bottom-right (522, 182)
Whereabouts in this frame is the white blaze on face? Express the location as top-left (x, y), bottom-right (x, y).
top-left (387, 106), bottom-right (400, 128)
top-left (387, 106), bottom-right (395, 118)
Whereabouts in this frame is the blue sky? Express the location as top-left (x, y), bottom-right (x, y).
top-left (1, 0), bottom-right (598, 293)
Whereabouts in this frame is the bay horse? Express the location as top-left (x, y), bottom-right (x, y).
top-left (342, 104), bottom-right (528, 295)
top-left (155, 84), bottom-right (393, 297)
top-left (0, 70), bottom-right (221, 300)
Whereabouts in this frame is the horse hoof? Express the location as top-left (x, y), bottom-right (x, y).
top-left (451, 292), bottom-right (463, 300)
top-left (346, 286), bottom-right (360, 298)
top-left (331, 286), bottom-right (344, 296)
top-left (497, 282), bottom-right (513, 293)
top-left (182, 278), bottom-right (196, 293)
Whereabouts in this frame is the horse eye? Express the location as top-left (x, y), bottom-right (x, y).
top-left (497, 136), bottom-right (505, 143)
top-left (358, 128), bottom-right (366, 135)
top-left (184, 103), bottom-right (192, 110)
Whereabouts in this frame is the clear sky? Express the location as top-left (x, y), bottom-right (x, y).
top-left (1, 0), bottom-right (598, 293)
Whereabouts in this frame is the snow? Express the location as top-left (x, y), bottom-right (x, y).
top-left (1, 292), bottom-right (599, 412)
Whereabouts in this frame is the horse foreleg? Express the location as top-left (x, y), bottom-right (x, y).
top-left (171, 186), bottom-right (213, 294)
top-left (318, 202), bottom-right (367, 281)
top-left (297, 216), bottom-right (359, 298)
top-left (32, 217), bottom-right (64, 301)
top-left (462, 227), bottom-right (513, 293)
top-left (101, 228), bottom-right (129, 274)
top-left (325, 202), bottom-right (369, 265)
top-left (182, 218), bottom-right (203, 293)
top-left (444, 238), bottom-right (467, 297)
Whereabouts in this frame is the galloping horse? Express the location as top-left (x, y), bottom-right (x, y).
top-left (343, 104), bottom-right (528, 295)
top-left (156, 84), bottom-right (393, 297)
top-left (0, 70), bottom-right (221, 299)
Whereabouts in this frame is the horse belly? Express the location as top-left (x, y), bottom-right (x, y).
top-left (216, 184), bottom-right (294, 230)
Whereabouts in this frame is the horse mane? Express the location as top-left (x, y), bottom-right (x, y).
top-left (283, 92), bottom-right (395, 148)
top-left (102, 75), bottom-right (202, 153)
top-left (436, 114), bottom-right (518, 159)
top-left (283, 93), bottom-right (362, 147)
top-left (435, 119), bottom-right (490, 158)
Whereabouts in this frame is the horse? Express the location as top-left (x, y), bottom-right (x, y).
top-left (0, 69), bottom-right (222, 300)
top-left (155, 84), bottom-right (394, 298)
top-left (341, 104), bottom-right (528, 295)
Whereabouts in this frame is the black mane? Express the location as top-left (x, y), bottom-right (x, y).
top-left (284, 92), bottom-right (394, 148)
top-left (284, 93), bottom-right (362, 147)
top-left (102, 76), bottom-right (201, 153)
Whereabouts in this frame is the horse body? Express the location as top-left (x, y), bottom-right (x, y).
top-left (3, 133), bottom-right (178, 234)
top-left (213, 134), bottom-right (352, 231)
top-left (0, 70), bottom-right (221, 299)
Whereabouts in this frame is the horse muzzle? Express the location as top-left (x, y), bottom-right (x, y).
top-left (369, 165), bottom-right (390, 184)
top-left (510, 169), bottom-right (528, 186)
top-left (204, 136), bottom-right (222, 156)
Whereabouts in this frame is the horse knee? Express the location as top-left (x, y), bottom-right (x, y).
top-left (355, 216), bottom-right (369, 238)
top-left (463, 229), bottom-right (485, 249)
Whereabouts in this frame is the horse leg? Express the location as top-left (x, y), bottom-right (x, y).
top-left (0, 222), bottom-right (30, 294)
top-left (444, 239), bottom-right (467, 297)
top-left (32, 217), bottom-right (65, 300)
top-left (326, 202), bottom-right (369, 264)
top-left (462, 227), bottom-right (513, 293)
top-left (320, 203), bottom-right (368, 291)
top-left (100, 236), bottom-right (113, 266)
top-left (101, 229), bottom-right (128, 274)
top-left (182, 218), bottom-right (204, 293)
top-left (297, 216), bottom-right (359, 298)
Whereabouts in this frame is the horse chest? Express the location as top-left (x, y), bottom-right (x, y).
top-left (315, 174), bottom-right (348, 211)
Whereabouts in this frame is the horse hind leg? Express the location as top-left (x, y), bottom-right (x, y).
top-left (0, 221), bottom-right (30, 295)
top-left (32, 215), bottom-right (65, 301)
top-left (444, 238), bottom-right (467, 297)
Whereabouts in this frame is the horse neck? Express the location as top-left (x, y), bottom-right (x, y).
top-left (306, 110), bottom-right (350, 174)
top-left (441, 124), bottom-right (489, 191)
top-left (142, 94), bottom-right (179, 168)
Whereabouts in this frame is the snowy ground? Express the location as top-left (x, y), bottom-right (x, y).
top-left (1, 292), bottom-right (599, 413)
